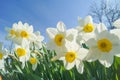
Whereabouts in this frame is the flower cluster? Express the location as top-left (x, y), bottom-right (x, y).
top-left (5, 21), bottom-right (44, 70)
top-left (1, 15), bottom-right (120, 74)
top-left (46, 16), bottom-right (120, 73)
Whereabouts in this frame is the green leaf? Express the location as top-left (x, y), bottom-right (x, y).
top-left (15, 65), bottom-right (23, 73)
top-left (31, 73), bottom-right (42, 80)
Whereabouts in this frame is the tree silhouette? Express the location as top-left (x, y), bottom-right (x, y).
top-left (89, 0), bottom-right (120, 29)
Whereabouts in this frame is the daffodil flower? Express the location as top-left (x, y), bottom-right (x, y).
top-left (15, 40), bottom-right (30, 69)
top-left (29, 57), bottom-right (38, 71)
top-left (76, 16), bottom-right (96, 44)
top-left (85, 24), bottom-right (120, 67)
top-left (0, 42), bottom-right (8, 69)
top-left (46, 21), bottom-right (78, 54)
top-left (52, 41), bottom-right (88, 74)
top-left (30, 31), bottom-right (44, 49)
top-left (113, 19), bottom-right (120, 28)
top-left (6, 21), bottom-right (36, 45)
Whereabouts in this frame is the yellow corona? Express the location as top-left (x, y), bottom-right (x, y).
top-left (65, 52), bottom-right (76, 63)
top-left (54, 34), bottom-right (64, 46)
top-left (16, 48), bottom-right (26, 57)
top-left (83, 23), bottom-right (94, 32)
top-left (97, 38), bottom-right (112, 52)
top-left (29, 58), bottom-right (37, 65)
top-left (20, 31), bottom-right (29, 38)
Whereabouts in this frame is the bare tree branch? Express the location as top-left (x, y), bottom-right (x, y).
top-left (89, 0), bottom-right (120, 29)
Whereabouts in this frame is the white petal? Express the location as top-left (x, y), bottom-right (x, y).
top-left (12, 23), bottom-right (18, 28)
top-left (51, 53), bottom-right (65, 61)
top-left (46, 40), bottom-right (56, 50)
top-left (82, 33), bottom-right (95, 41)
top-left (78, 17), bottom-right (84, 27)
top-left (47, 40), bottom-right (66, 55)
top-left (32, 64), bottom-right (37, 71)
top-left (85, 48), bottom-right (101, 62)
top-left (113, 19), bottom-right (120, 28)
top-left (64, 62), bottom-right (75, 70)
top-left (28, 25), bottom-right (33, 33)
top-left (34, 43), bottom-right (42, 49)
top-left (15, 38), bottom-right (22, 45)
top-left (46, 28), bottom-right (58, 39)
top-left (21, 62), bottom-right (25, 69)
top-left (18, 21), bottom-right (23, 27)
top-left (59, 56), bottom-right (66, 61)
top-left (98, 31), bottom-right (110, 39)
top-left (29, 33), bottom-right (37, 41)
top-left (115, 54), bottom-right (120, 57)
top-left (55, 46), bottom-right (66, 55)
top-left (112, 46), bottom-right (120, 57)
top-left (0, 60), bottom-right (4, 69)
top-left (84, 16), bottom-right (93, 25)
top-left (95, 23), bottom-right (107, 34)
top-left (38, 36), bottom-right (44, 42)
top-left (19, 56), bottom-right (26, 62)
top-left (2, 49), bottom-right (8, 58)
top-left (34, 31), bottom-right (40, 36)
top-left (57, 21), bottom-right (66, 32)
top-left (76, 33), bottom-right (83, 44)
top-left (21, 39), bottom-right (30, 48)
top-left (76, 60), bottom-right (84, 74)
top-left (99, 53), bottom-right (114, 68)
top-left (65, 41), bottom-right (79, 52)
top-left (86, 38), bottom-right (96, 48)
top-left (66, 28), bottom-right (78, 42)
top-left (104, 31), bottom-right (119, 44)
top-left (26, 53), bottom-right (30, 61)
top-left (110, 29), bottom-right (120, 39)
top-left (77, 48), bottom-right (89, 60)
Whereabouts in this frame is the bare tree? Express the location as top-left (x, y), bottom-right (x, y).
top-left (89, 0), bottom-right (120, 29)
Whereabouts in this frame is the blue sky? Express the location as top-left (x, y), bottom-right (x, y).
top-left (0, 0), bottom-right (93, 42)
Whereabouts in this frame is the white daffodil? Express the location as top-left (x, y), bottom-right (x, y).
top-left (29, 57), bottom-right (38, 71)
top-left (6, 21), bottom-right (36, 45)
top-left (57, 41), bottom-right (88, 74)
top-left (0, 42), bottom-right (8, 69)
top-left (85, 29), bottom-right (120, 67)
top-left (5, 21), bottom-right (22, 44)
top-left (94, 23), bottom-right (108, 34)
top-left (76, 16), bottom-right (96, 44)
top-left (30, 31), bottom-right (44, 49)
top-left (15, 40), bottom-right (30, 69)
top-left (113, 19), bottom-right (120, 28)
top-left (110, 29), bottom-right (120, 57)
top-left (46, 21), bottom-right (78, 54)
top-left (18, 22), bottom-right (36, 42)
top-left (77, 16), bottom-right (94, 33)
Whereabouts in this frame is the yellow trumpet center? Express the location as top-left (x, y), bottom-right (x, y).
top-left (83, 23), bottom-right (94, 32)
top-left (16, 48), bottom-right (26, 57)
top-left (29, 58), bottom-right (37, 64)
top-left (10, 29), bottom-right (16, 35)
top-left (0, 53), bottom-right (3, 60)
top-left (10, 29), bottom-right (20, 37)
top-left (54, 34), bottom-right (64, 46)
top-left (20, 31), bottom-right (29, 38)
top-left (97, 38), bottom-right (112, 52)
top-left (65, 52), bottom-right (76, 63)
